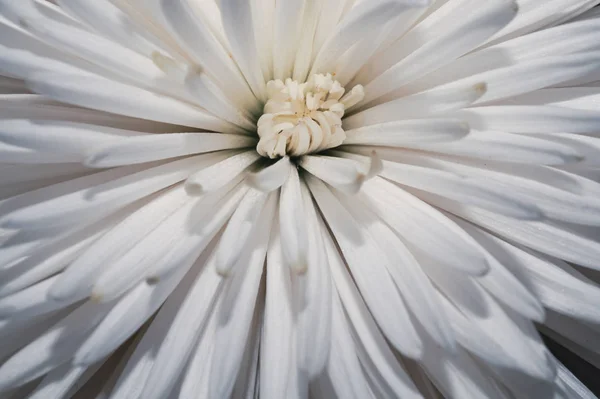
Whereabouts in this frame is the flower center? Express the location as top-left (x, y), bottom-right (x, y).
top-left (256, 73), bottom-right (365, 159)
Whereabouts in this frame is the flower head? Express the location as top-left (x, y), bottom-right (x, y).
top-left (0, 0), bottom-right (600, 398)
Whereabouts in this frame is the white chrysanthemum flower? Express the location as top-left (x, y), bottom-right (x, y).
top-left (1, 0), bottom-right (600, 397)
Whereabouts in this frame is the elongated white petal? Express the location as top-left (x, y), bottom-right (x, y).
top-left (343, 118), bottom-right (470, 146)
top-left (85, 133), bottom-right (256, 168)
top-left (177, 309), bottom-right (218, 399)
top-left (0, 276), bottom-right (69, 320)
top-left (0, 301), bottom-right (112, 390)
top-left (209, 195), bottom-right (274, 398)
top-left (299, 155), bottom-right (365, 194)
top-left (27, 73), bottom-right (243, 133)
top-left (391, 16), bottom-right (600, 96)
top-left (108, 249), bottom-right (212, 399)
top-left (27, 363), bottom-right (101, 399)
top-left (360, 177), bottom-right (489, 275)
top-left (362, 0), bottom-right (518, 104)
top-left (101, 185), bottom-right (246, 299)
top-left (246, 156), bottom-right (292, 192)
top-left (279, 166), bottom-right (308, 273)
top-left (458, 105), bottom-right (600, 134)
top-left (555, 361), bottom-right (597, 399)
top-left (446, 51), bottom-right (600, 104)
top-left (312, 1), bottom-right (424, 76)
top-left (372, 150), bottom-right (600, 225)
top-left (139, 253), bottom-right (224, 399)
top-left (215, 189), bottom-right (270, 276)
top-left (415, 130), bottom-right (584, 165)
top-left (0, 95), bottom-right (181, 132)
top-left (260, 214), bottom-right (294, 399)
top-left (344, 82), bottom-right (486, 129)
top-left (272, 0), bottom-right (305, 80)
top-left (295, 183), bottom-right (332, 376)
top-left (56, 0), bottom-right (159, 56)
top-left (306, 174), bottom-right (423, 358)
top-left (185, 151), bottom-right (260, 196)
top-left (1, 153), bottom-right (227, 230)
top-left (450, 217), bottom-right (545, 322)
top-left (320, 291), bottom-right (374, 399)
top-left (420, 191), bottom-right (600, 270)
top-left (322, 218), bottom-right (423, 398)
top-left (47, 187), bottom-right (190, 301)
top-left (334, 191), bottom-right (455, 350)
top-left (481, 234), bottom-right (600, 324)
top-left (157, 0), bottom-right (257, 110)
top-left (339, 148), bottom-right (542, 219)
top-left (0, 219), bottom-right (109, 297)
top-left (220, 0), bottom-right (267, 101)
top-left (74, 257), bottom-right (195, 365)
top-left (184, 66), bottom-right (257, 131)
top-left (0, 119), bottom-right (141, 160)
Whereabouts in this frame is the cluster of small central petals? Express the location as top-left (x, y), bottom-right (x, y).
top-left (256, 73), bottom-right (365, 159)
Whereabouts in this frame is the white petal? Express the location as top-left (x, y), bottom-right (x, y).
top-left (393, 16), bottom-right (600, 97)
top-left (0, 94), bottom-right (181, 132)
top-left (139, 252), bottom-right (224, 399)
top-left (306, 174), bottom-right (423, 358)
top-left (183, 69), bottom-right (257, 130)
top-left (215, 189), bottom-right (270, 276)
top-left (486, 237), bottom-right (600, 324)
top-left (361, 0), bottom-right (517, 104)
top-left (447, 51), bottom-right (600, 104)
top-left (108, 248), bottom-right (213, 399)
top-left (209, 194), bottom-right (274, 398)
top-left (391, 152), bottom-right (600, 225)
top-left (259, 214), bottom-right (294, 399)
top-left (421, 192), bottom-right (600, 270)
top-left (56, 0), bottom-right (160, 56)
top-left (85, 133), bottom-right (256, 168)
top-left (0, 219), bottom-right (108, 297)
top-left (295, 183), bottom-right (332, 376)
top-left (74, 259), bottom-right (194, 365)
top-left (340, 148), bottom-right (542, 219)
top-left (457, 105), bottom-right (600, 134)
top-left (360, 177), bottom-right (489, 275)
top-left (321, 291), bottom-right (375, 399)
top-left (451, 218), bottom-right (545, 322)
top-left (343, 118), bottom-right (470, 146)
top-left (27, 363), bottom-right (101, 399)
top-left (291, 0), bottom-right (321, 83)
top-left (47, 186), bottom-right (190, 302)
top-left (311, 0), bottom-right (424, 76)
top-left (220, 0), bottom-right (267, 101)
top-left (0, 275), bottom-right (68, 320)
top-left (1, 154), bottom-right (224, 230)
top-left (322, 218), bottom-right (423, 399)
top-left (555, 361), bottom-right (597, 399)
top-left (178, 309), bottom-right (216, 399)
top-left (0, 119), bottom-right (143, 163)
top-left (279, 166), bottom-right (308, 273)
top-left (344, 81), bottom-right (486, 129)
top-left (136, 184), bottom-right (248, 285)
top-left (334, 191), bottom-right (455, 350)
top-left (272, 0), bottom-right (305, 80)
top-left (0, 301), bottom-right (112, 390)
top-left (157, 0), bottom-right (257, 111)
top-left (185, 150), bottom-right (260, 196)
top-left (299, 155), bottom-right (365, 194)
top-left (416, 130), bottom-right (583, 165)
top-left (246, 156), bottom-right (292, 193)
top-left (27, 72), bottom-right (243, 133)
